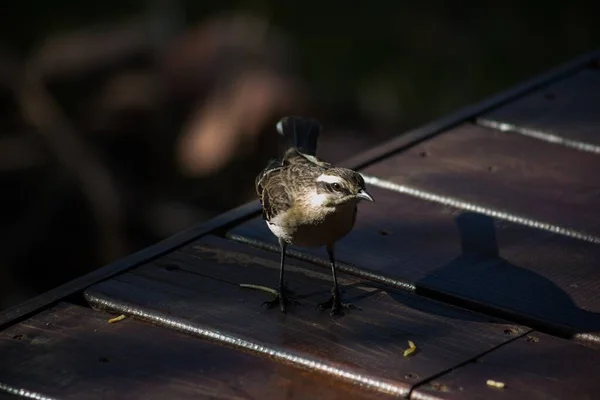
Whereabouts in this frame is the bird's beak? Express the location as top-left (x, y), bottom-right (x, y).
top-left (356, 190), bottom-right (374, 202)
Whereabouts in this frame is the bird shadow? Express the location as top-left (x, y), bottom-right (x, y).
top-left (387, 211), bottom-right (600, 341)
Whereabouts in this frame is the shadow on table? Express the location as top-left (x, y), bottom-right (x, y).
top-left (394, 212), bottom-right (600, 340)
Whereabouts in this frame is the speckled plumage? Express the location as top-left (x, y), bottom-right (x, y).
top-left (250, 116), bottom-right (373, 315)
top-left (255, 148), bottom-right (328, 223)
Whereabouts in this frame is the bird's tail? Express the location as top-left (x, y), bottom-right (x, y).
top-left (276, 116), bottom-right (322, 157)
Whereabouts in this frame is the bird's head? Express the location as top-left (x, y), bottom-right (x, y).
top-left (312, 168), bottom-right (374, 207)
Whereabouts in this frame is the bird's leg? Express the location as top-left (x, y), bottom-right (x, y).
top-left (262, 239), bottom-right (298, 313)
top-left (318, 244), bottom-right (355, 316)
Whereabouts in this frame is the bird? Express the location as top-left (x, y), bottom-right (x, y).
top-left (254, 115), bottom-right (374, 316)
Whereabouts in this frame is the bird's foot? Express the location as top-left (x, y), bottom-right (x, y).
top-left (317, 293), bottom-right (355, 316)
top-left (240, 283), bottom-right (300, 313)
top-left (262, 287), bottom-right (300, 313)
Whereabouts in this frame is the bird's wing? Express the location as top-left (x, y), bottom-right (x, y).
top-left (255, 161), bottom-right (292, 221)
top-left (256, 116), bottom-right (332, 222)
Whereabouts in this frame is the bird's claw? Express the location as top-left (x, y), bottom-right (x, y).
top-left (317, 295), bottom-right (356, 316)
top-left (240, 283), bottom-right (300, 313)
top-left (263, 292), bottom-right (300, 313)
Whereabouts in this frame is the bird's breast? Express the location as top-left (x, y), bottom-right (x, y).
top-left (268, 202), bottom-right (358, 247)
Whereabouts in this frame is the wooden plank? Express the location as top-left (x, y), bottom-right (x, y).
top-left (0, 302), bottom-right (390, 400)
top-left (0, 200), bottom-right (261, 331)
top-left (227, 186), bottom-right (600, 343)
top-left (478, 68), bottom-right (600, 152)
top-left (84, 235), bottom-right (526, 397)
top-left (360, 122), bottom-right (600, 238)
top-left (2, 49), bottom-right (598, 331)
top-left (411, 333), bottom-right (600, 400)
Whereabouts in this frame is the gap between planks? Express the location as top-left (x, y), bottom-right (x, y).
top-left (406, 329), bottom-right (532, 399)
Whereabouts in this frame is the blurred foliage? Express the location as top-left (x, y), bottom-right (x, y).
top-left (3, 0), bottom-right (600, 133)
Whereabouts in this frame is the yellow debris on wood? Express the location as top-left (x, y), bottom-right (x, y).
top-left (108, 314), bottom-right (126, 324)
top-left (403, 340), bottom-right (417, 357)
top-left (486, 380), bottom-right (505, 389)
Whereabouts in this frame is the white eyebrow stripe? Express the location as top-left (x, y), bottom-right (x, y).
top-left (316, 175), bottom-right (344, 184)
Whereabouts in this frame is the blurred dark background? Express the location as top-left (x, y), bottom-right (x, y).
top-left (1, 0), bottom-right (599, 310)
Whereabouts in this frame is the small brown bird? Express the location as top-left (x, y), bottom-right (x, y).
top-left (254, 116), bottom-right (374, 315)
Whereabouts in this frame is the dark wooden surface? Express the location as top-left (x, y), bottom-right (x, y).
top-left (84, 235), bottom-right (527, 397)
top-left (411, 333), bottom-right (600, 400)
top-left (478, 68), bottom-right (600, 151)
top-left (0, 302), bottom-right (390, 400)
top-left (3, 51), bottom-right (600, 399)
top-left (360, 122), bottom-right (600, 237)
top-left (228, 186), bottom-right (600, 343)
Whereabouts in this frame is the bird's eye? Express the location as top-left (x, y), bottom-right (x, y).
top-left (331, 183), bottom-right (342, 191)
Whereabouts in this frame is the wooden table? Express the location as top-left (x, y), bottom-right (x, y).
top-left (2, 50), bottom-right (600, 400)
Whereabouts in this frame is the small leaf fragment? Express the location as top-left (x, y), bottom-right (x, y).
top-left (239, 283), bottom-right (279, 296)
top-left (403, 340), bottom-right (417, 357)
top-left (108, 314), bottom-right (126, 324)
top-left (486, 380), bottom-right (505, 389)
